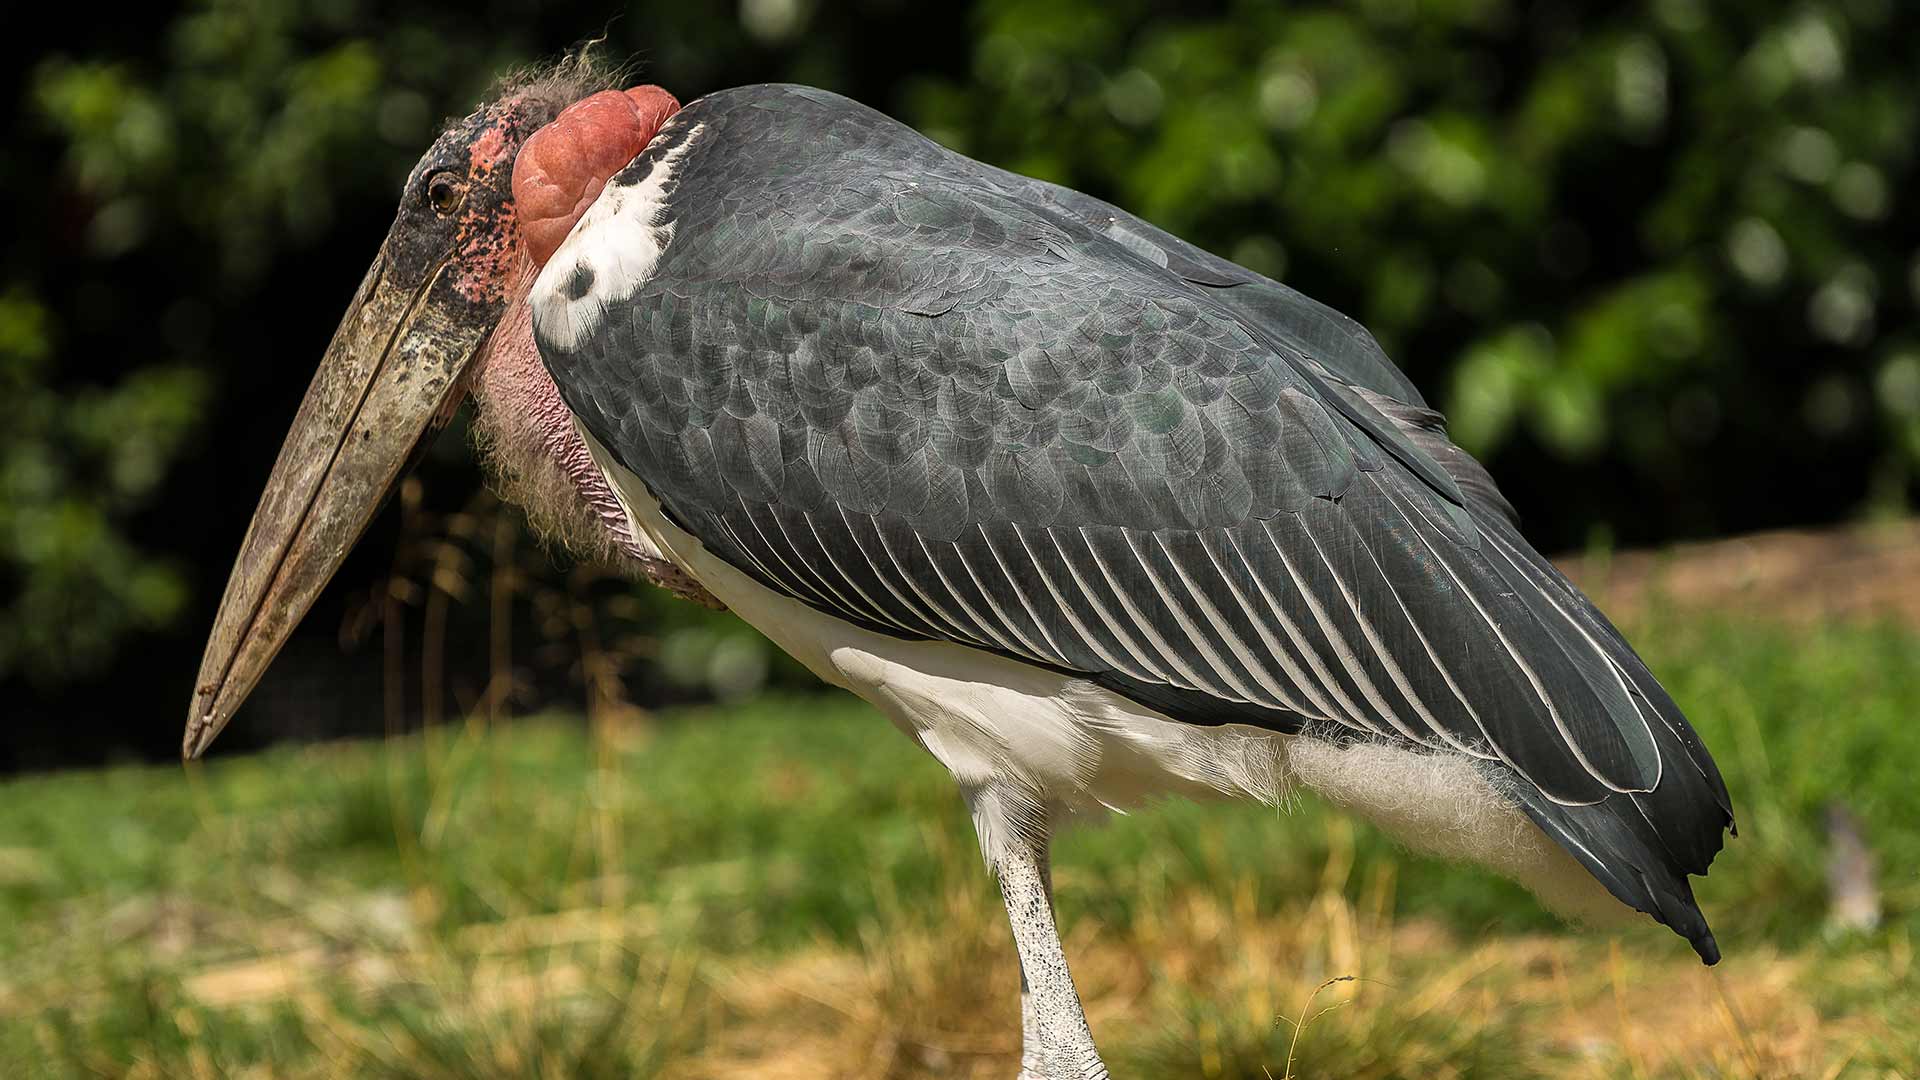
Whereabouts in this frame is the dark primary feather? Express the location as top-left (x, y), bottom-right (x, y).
top-left (534, 84), bottom-right (1733, 960)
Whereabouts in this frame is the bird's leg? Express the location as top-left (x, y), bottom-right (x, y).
top-left (979, 795), bottom-right (1108, 1080)
top-left (1017, 849), bottom-right (1052, 1077)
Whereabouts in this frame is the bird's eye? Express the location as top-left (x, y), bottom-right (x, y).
top-left (424, 171), bottom-right (465, 216)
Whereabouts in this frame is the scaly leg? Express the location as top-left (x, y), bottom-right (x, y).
top-left (1017, 848), bottom-right (1052, 1078)
top-left (982, 798), bottom-right (1107, 1080)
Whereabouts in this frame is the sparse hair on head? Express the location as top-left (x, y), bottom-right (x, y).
top-left (489, 41), bottom-right (639, 126)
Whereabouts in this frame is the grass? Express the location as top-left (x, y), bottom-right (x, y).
top-left (2, 614), bottom-right (1917, 1077)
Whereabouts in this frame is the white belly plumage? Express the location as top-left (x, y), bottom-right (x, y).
top-left (579, 422), bottom-right (1621, 926)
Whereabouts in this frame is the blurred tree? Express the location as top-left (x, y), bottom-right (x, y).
top-left (4, 0), bottom-right (1915, 763)
top-left (0, 288), bottom-right (202, 679)
top-left (1, 0), bottom-right (971, 764)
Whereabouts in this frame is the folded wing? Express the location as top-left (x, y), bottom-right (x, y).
top-left (533, 83), bottom-right (1732, 957)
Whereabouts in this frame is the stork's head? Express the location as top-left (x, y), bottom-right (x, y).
top-left (186, 72), bottom-right (679, 758)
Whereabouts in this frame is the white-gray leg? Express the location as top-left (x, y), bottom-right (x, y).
top-left (1017, 850), bottom-right (1051, 1078)
top-left (1020, 975), bottom-right (1045, 1078)
top-left (975, 791), bottom-right (1108, 1080)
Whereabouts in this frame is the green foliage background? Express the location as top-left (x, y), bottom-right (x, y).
top-left (3, 1), bottom-right (1915, 754)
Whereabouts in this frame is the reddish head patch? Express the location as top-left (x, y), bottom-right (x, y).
top-left (448, 123), bottom-right (525, 305)
top-left (512, 86), bottom-right (681, 268)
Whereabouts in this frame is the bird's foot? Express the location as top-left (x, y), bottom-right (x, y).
top-left (1015, 1048), bottom-right (1109, 1080)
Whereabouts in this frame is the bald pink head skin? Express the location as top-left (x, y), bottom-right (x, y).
top-left (470, 83), bottom-right (717, 604)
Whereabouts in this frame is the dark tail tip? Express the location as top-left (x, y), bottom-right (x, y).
top-left (1502, 779), bottom-right (1728, 965)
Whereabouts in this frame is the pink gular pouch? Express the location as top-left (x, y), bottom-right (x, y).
top-left (469, 84), bottom-right (718, 606)
top-left (512, 86), bottom-right (682, 267)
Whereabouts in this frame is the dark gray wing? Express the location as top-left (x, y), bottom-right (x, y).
top-left (534, 84), bottom-right (1731, 958)
top-left (973, 165), bottom-right (1429, 410)
top-left (1343, 384), bottom-right (1520, 526)
top-left (972, 166), bottom-right (1527, 527)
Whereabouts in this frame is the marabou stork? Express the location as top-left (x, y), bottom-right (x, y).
top-left (188, 66), bottom-right (1733, 1078)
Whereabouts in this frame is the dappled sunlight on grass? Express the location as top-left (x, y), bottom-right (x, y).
top-left (3, 615), bottom-right (1917, 1076)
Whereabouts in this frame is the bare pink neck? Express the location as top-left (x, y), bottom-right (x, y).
top-left (474, 265), bottom-right (644, 558)
top-left (471, 260), bottom-right (720, 606)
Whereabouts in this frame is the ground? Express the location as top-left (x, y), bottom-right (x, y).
top-left (3, 526), bottom-right (1918, 1078)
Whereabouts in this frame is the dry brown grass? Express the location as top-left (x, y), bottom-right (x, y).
top-left (667, 866), bottom-right (1906, 1079)
top-left (1561, 519), bottom-right (1920, 631)
top-left (26, 839), bottom-right (1895, 1079)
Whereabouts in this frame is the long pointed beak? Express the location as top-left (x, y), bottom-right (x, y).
top-left (184, 245), bottom-right (487, 759)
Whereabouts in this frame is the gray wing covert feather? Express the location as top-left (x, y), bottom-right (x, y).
top-left (537, 86), bottom-right (1730, 957)
top-left (977, 165), bottom-right (1429, 410)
